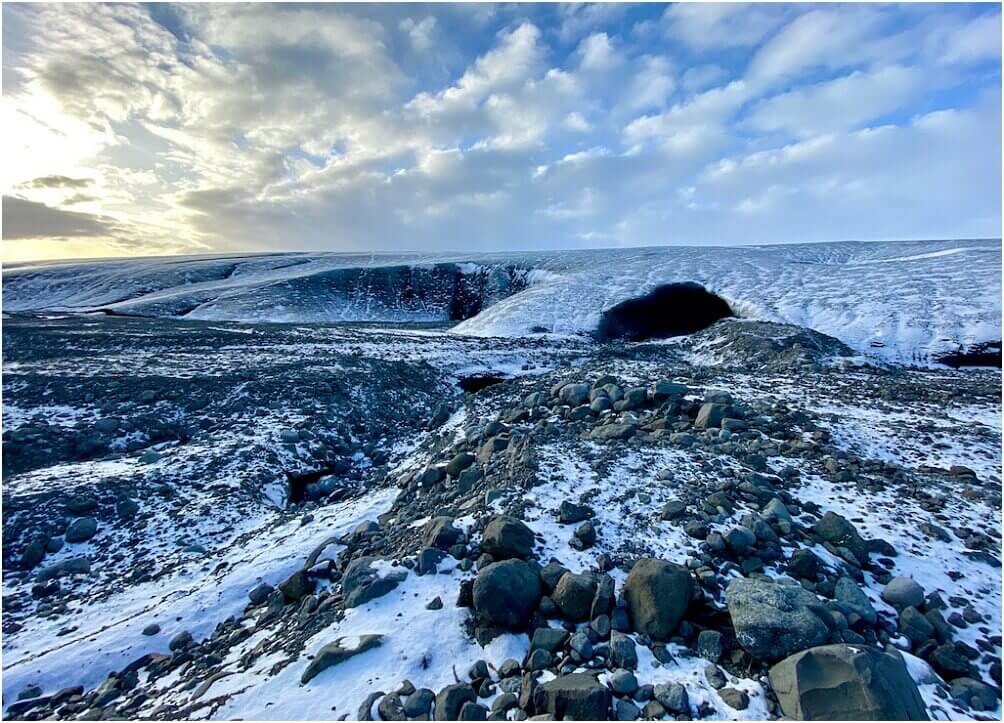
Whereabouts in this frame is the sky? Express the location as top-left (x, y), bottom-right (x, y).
top-left (2, 3), bottom-right (1001, 262)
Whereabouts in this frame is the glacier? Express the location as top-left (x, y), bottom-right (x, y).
top-left (4, 239), bottom-right (1000, 365)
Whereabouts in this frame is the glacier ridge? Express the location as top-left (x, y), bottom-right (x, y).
top-left (3, 239), bottom-right (1000, 365)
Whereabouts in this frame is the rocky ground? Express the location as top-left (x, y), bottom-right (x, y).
top-left (2, 314), bottom-right (1001, 721)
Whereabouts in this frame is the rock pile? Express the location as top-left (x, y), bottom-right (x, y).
top-left (9, 363), bottom-right (1000, 721)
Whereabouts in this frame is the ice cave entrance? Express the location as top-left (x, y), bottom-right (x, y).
top-left (595, 282), bottom-right (734, 342)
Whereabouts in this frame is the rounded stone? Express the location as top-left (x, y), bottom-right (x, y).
top-left (473, 559), bottom-right (542, 629)
top-left (623, 558), bottom-right (693, 640)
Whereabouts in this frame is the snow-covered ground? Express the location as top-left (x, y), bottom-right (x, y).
top-left (1, 246), bottom-right (1000, 721)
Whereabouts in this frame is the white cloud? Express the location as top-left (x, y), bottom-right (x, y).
top-left (663, 3), bottom-right (790, 50)
top-left (681, 64), bottom-right (728, 92)
top-left (400, 16), bottom-right (437, 53)
top-left (620, 55), bottom-right (675, 113)
top-left (406, 23), bottom-right (545, 119)
top-left (745, 65), bottom-right (924, 137)
top-left (1, 3), bottom-right (999, 260)
top-left (557, 3), bottom-right (628, 43)
top-left (938, 11), bottom-right (1001, 65)
top-left (563, 111), bottom-right (591, 132)
top-left (745, 7), bottom-right (902, 88)
top-left (576, 32), bottom-right (622, 71)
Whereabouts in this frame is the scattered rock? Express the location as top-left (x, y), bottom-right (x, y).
top-left (769, 644), bottom-right (928, 720)
top-left (813, 512), bottom-right (868, 566)
top-left (301, 635), bottom-right (384, 684)
top-left (249, 582), bottom-right (274, 606)
top-left (718, 688), bottom-right (749, 711)
top-left (480, 516), bottom-right (534, 559)
top-left (65, 517), bottom-right (98, 543)
top-left (882, 577), bottom-right (925, 610)
top-left (343, 557), bottom-right (407, 608)
top-left (694, 403), bottom-right (727, 430)
top-left (725, 577), bottom-right (832, 661)
top-left (423, 517), bottom-right (464, 550)
top-left (653, 682), bottom-right (689, 714)
top-left (435, 683), bottom-right (476, 721)
top-left (623, 558), bottom-right (692, 640)
top-left (535, 673), bottom-right (611, 720)
top-left (949, 677), bottom-right (1000, 711)
top-left (558, 500), bottom-right (594, 524)
top-left (473, 559), bottom-right (541, 629)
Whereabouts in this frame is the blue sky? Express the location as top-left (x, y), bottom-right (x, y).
top-left (2, 3), bottom-right (1001, 261)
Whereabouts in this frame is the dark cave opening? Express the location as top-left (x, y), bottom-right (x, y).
top-left (934, 341), bottom-right (1002, 369)
top-left (595, 282), bottom-right (735, 342)
top-left (457, 374), bottom-right (508, 394)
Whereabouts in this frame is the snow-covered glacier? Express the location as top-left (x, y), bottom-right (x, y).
top-left (4, 239), bottom-right (1000, 364)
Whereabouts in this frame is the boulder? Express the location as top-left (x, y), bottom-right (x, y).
top-left (116, 498), bottom-right (139, 520)
top-left (763, 498), bottom-right (793, 523)
top-left (530, 627), bottom-right (568, 654)
top-left (694, 403), bottom-right (728, 430)
top-left (472, 559), bottom-right (541, 629)
top-left (480, 516), bottom-right (534, 559)
top-left (423, 517), bottom-right (464, 550)
top-left (446, 452), bottom-right (475, 478)
top-left (572, 521), bottom-right (597, 549)
top-left (551, 572), bottom-right (598, 622)
top-left (608, 669), bottom-right (638, 696)
top-left (589, 424), bottom-right (637, 441)
top-left (653, 682), bottom-right (689, 713)
top-left (558, 383), bottom-right (591, 407)
top-left (719, 688), bottom-right (750, 711)
top-left (169, 630), bottom-right (193, 651)
top-left (619, 387), bottom-right (648, 410)
top-left (36, 557), bottom-right (91, 581)
top-left (65, 496), bottom-right (98, 515)
top-left (623, 558), bottom-right (692, 640)
top-left (377, 694), bottom-right (406, 721)
top-left (787, 549), bottom-right (821, 580)
top-left (435, 684), bottom-right (476, 721)
top-left (301, 635), bottom-right (384, 684)
top-left (725, 577), bottom-right (832, 661)
top-left (65, 517), bottom-right (98, 544)
top-left (539, 562), bottom-right (569, 591)
top-left (609, 631), bottom-right (638, 670)
top-left (279, 570), bottom-right (314, 603)
top-left (769, 644), bottom-right (928, 720)
top-left (651, 381), bottom-right (688, 401)
top-left (20, 541), bottom-right (45, 570)
top-left (343, 557), bottom-right (407, 608)
top-left (881, 577), bottom-right (925, 609)
top-left (534, 673), bottom-right (611, 720)
top-left (899, 606), bottom-right (935, 646)
top-left (248, 582), bottom-right (274, 605)
top-left (558, 501), bottom-right (594, 524)
top-left (949, 677), bottom-right (1000, 711)
top-left (697, 630), bottom-right (724, 662)
top-left (834, 577), bottom-right (878, 625)
top-left (404, 689), bottom-right (435, 718)
top-left (813, 512), bottom-right (868, 566)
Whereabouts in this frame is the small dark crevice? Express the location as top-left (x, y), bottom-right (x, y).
top-left (595, 282), bottom-right (735, 342)
top-left (286, 466), bottom-right (353, 506)
top-left (92, 308), bottom-right (150, 319)
top-left (457, 374), bottom-right (508, 394)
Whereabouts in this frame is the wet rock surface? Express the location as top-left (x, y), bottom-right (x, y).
top-left (2, 314), bottom-right (1001, 720)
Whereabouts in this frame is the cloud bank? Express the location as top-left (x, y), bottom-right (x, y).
top-left (2, 3), bottom-right (1000, 261)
